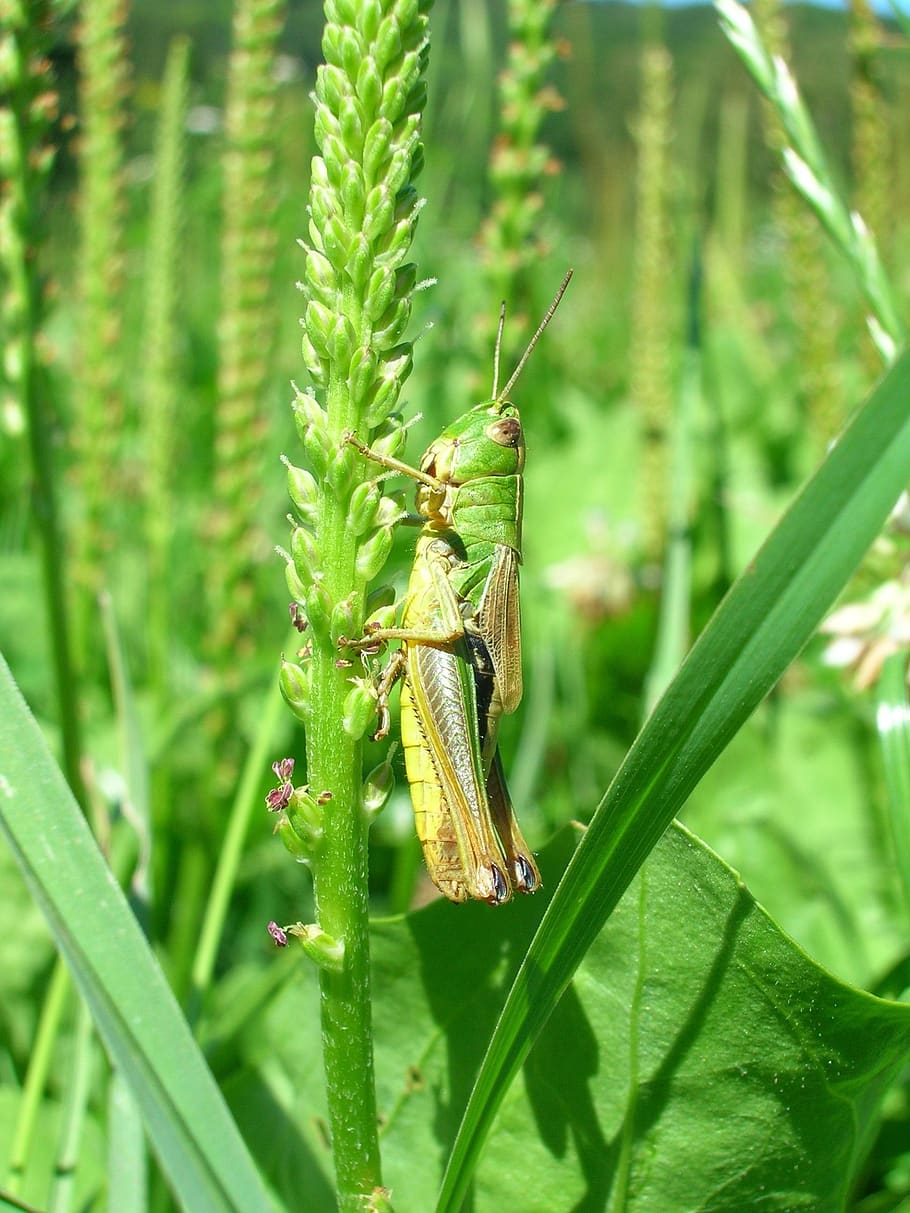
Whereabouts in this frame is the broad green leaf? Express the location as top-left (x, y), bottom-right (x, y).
top-left (0, 659), bottom-right (273, 1213)
top-left (248, 827), bottom-right (910, 1211)
top-left (438, 344), bottom-right (910, 1210)
top-left (685, 691), bottom-right (906, 988)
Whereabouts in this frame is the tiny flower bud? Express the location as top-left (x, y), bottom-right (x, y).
top-left (322, 214), bottom-right (352, 268)
top-left (364, 601), bottom-right (397, 632)
top-left (366, 583), bottom-right (396, 614)
top-left (279, 657), bottom-right (310, 722)
top-left (285, 458), bottom-right (319, 526)
top-left (342, 160), bottom-right (366, 228)
top-left (355, 56), bottom-right (382, 115)
top-left (363, 183), bottom-right (395, 244)
top-left (363, 744), bottom-right (396, 821)
top-left (395, 262), bottom-right (418, 297)
top-left (355, 526), bottom-right (394, 581)
top-left (330, 314), bottom-right (354, 365)
top-left (305, 246), bottom-right (336, 300)
top-left (372, 298), bottom-right (410, 346)
top-left (302, 416), bottom-right (333, 480)
top-left (346, 233), bottom-right (371, 293)
top-left (363, 116), bottom-right (392, 184)
top-left (291, 524), bottom-right (321, 585)
top-left (276, 816), bottom-right (315, 862)
top-left (327, 441), bottom-right (357, 498)
top-left (305, 582), bottom-right (332, 642)
top-left (301, 333), bottom-right (329, 389)
top-left (375, 493), bottom-right (405, 528)
top-left (288, 923), bottom-right (345, 972)
top-left (366, 264), bottom-right (396, 321)
top-left (343, 680), bottom-right (377, 740)
top-left (347, 480), bottom-right (381, 536)
top-left (305, 299), bottom-right (335, 359)
top-left (375, 15), bottom-right (403, 73)
top-left (316, 63), bottom-right (346, 111)
top-left (348, 345), bottom-right (378, 410)
top-left (287, 787), bottom-right (326, 847)
top-left (283, 552), bottom-right (308, 603)
top-left (330, 593), bottom-right (361, 644)
top-left (371, 413), bottom-right (408, 460)
top-left (339, 94), bottom-right (365, 157)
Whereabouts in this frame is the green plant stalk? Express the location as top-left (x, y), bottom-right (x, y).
top-left (308, 497), bottom-right (379, 1206)
top-left (478, 0), bottom-right (561, 354)
top-left (752, 0), bottom-right (843, 449)
top-left (48, 1000), bottom-right (95, 1213)
top-left (715, 0), bottom-right (905, 358)
top-left (189, 660), bottom-right (287, 1017)
top-left (209, 0), bottom-right (287, 659)
top-left (849, 0), bottom-right (889, 255)
top-left (73, 0), bottom-right (129, 642)
top-left (644, 339), bottom-right (698, 714)
top-left (630, 37), bottom-right (675, 559)
top-left (1, 3), bottom-right (88, 811)
top-left (281, 0), bottom-right (432, 1203)
top-left (877, 651), bottom-right (910, 925)
top-left (144, 36), bottom-right (189, 696)
top-left (5, 958), bottom-right (70, 1195)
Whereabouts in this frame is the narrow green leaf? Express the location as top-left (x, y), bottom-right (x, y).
top-left (438, 347), bottom-right (910, 1210)
top-left (0, 659), bottom-right (273, 1213)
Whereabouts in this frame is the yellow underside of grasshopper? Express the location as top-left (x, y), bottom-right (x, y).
top-left (394, 535), bottom-right (540, 904)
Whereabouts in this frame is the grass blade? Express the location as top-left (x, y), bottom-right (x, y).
top-left (437, 347), bottom-right (910, 1212)
top-left (0, 660), bottom-right (273, 1213)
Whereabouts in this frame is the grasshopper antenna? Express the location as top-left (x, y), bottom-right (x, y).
top-left (496, 268), bottom-right (573, 403)
top-left (491, 301), bottom-right (507, 399)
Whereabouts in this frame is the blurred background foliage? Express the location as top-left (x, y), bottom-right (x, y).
top-left (2, 0), bottom-right (909, 1145)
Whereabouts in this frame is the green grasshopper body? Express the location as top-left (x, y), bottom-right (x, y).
top-left (348, 271), bottom-right (571, 904)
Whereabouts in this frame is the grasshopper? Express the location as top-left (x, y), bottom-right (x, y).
top-left (346, 271), bottom-right (572, 904)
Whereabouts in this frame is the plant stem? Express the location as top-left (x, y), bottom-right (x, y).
top-left (2, 2), bottom-right (88, 810)
top-left (276, 0), bottom-right (432, 1202)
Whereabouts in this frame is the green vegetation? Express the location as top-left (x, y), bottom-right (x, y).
top-left (1, 1), bottom-right (909, 1210)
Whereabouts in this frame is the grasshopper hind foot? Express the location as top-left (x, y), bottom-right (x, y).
top-left (488, 862), bottom-right (510, 905)
top-left (512, 855), bottom-right (540, 894)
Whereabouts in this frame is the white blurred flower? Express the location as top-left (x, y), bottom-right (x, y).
top-left (821, 573), bottom-right (910, 689)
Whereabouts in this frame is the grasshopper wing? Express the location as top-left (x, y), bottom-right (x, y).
top-left (475, 543), bottom-right (522, 714)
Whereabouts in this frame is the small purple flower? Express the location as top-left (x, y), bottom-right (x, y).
top-left (289, 602), bottom-right (308, 632)
top-left (272, 757), bottom-right (295, 782)
top-left (265, 781), bottom-right (293, 812)
top-left (267, 920), bottom-right (288, 947)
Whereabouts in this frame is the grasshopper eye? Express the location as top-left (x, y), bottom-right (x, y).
top-left (486, 417), bottom-right (522, 448)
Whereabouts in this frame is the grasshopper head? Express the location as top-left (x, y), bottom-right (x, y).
top-left (420, 400), bottom-right (524, 486)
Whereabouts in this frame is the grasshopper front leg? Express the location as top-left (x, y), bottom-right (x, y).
top-left (343, 430), bottom-right (440, 493)
top-left (345, 537), bottom-right (470, 653)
